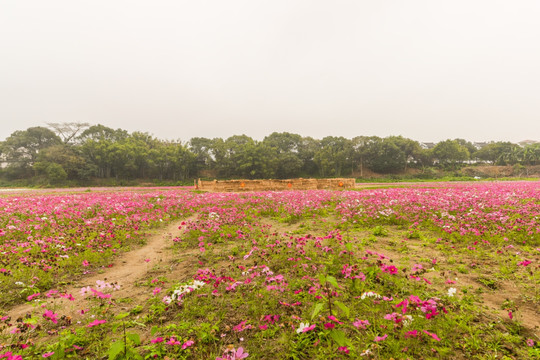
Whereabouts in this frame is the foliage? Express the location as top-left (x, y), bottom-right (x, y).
top-left (2, 124), bottom-right (540, 185)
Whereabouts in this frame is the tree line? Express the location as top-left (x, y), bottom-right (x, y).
top-left (1, 123), bottom-right (539, 184)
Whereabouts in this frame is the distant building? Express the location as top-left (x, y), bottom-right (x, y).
top-left (420, 142), bottom-right (436, 149)
top-left (472, 142), bottom-right (489, 150)
top-left (518, 140), bottom-right (539, 147)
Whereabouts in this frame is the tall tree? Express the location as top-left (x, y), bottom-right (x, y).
top-left (78, 125), bottom-right (128, 178)
top-left (364, 137), bottom-right (408, 173)
top-left (47, 122), bottom-right (90, 144)
top-left (314, 136), bottom-right (352, 177)
top-left (2, 127), bottom-right (61, 178)
top-left (431, 139), bottom-right (470, 169)
top-left (263, 132), bottom-right (303, 178)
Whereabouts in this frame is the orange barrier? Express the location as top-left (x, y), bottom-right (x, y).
top-left (195, 178), bottom-right (355, 192)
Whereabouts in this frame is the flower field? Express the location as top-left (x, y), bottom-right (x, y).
top-left (0, 183), bottom-right (539, 359)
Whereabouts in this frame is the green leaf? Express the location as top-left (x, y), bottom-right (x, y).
top-left (115, 312), bottom-right (129, 320)
top-left (334, 300), bottom-right (350, 318)
top-left (311, 302), bottom-right (324, 321)
top-left (151, 325), bottom-right (158, 336)
top-left (326, 275), bottom-right (339, 288)
top-left (329, 329), bottom-right (346, 346)
top-left (127, 332), bottom-right (141, 345)
top-left (318, 274), bottom-right (326, 286)
top-left (25, 317), bottom-right (38, 325)
top-left (108, 341), bottom-right (124, 360)
top-left (345, 243), bottom-right (353, 252)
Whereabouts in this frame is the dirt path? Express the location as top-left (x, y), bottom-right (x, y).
top-left (4, 217), bottom-right (195, 324)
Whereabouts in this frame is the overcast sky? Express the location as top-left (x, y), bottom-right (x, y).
top-left (1, 1), bottom-right (539, 143)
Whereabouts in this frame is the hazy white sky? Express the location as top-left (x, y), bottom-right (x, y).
top-left (1, 0), bottom-right (539, 143)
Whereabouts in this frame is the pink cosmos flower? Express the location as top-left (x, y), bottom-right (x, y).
top-left (404, 330), bottom-right (419, 338)
top-left (60, 293), bottom-right (75, 301)
top-left (422, 330), bottom-right (441, 341)
top-left (234, 347), bottom-right (249, 359)
top-left (381, 265), bottom-right (398, 275)
top-left (352, 319), bottom-right (370, 329)
top-left (166, 337), bottom-right (181, 345)
top-left (374, 334), bottom-right (388, 342)
top-left (182, 340), bottom-right (194, 349)
top-left (150, 337), bottom-right (164, 344)
top-left (27, 293), bottom-right (40, 301)
top-left (42, 310), bottom-right (58, 324)
top-left (87, 319), bottom-right (107, 327)
top-left (42, 352), bottom-right (54, 358)
top-left (233, 321), bottom-right (252, 332)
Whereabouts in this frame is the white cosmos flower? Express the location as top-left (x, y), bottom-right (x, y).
top-left (296, 322), bottom-right (310, 334)
top-left (360, 291), bottom-right (382, 300)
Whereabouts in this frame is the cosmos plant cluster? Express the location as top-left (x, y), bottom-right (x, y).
top-left (0, 182), bottom-right (539, 358)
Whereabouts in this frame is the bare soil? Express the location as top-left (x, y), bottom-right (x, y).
top-left (3, 217), bottom-right (197, 325)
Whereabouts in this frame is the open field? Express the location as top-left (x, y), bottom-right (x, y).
top-left (0, 183), bottom-right (539, 359)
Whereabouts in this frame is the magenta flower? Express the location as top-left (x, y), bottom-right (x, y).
top-left (42, 310), bottom-right (58, 324)
top-left (404, 330), bottom-right (420, 338)
top-left (60, 293), bottom-right (75, 301)
top-left (422, 330), bottom-right (441, 341)
top-left (27, 292), bottom-right (41, 301)
top-left (42, 352), bottom-right (54, 358)
top-left (87, 319), bottom-right (107, 327)
top-left (302, 324), bottom-right (316, 332)
top-left (374, 334), bottom-right (388, 342)
top-left (166, 337), bottom-right (181, 345)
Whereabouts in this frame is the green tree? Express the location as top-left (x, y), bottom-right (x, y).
top-left (314, 136), bottom-right (352, 177)
top-left (455, 138), bottom-right (477, 160)
top-left (522, 143), bottom-right (540, 166)
top-left (78, 125), bottom-right (128, 178)
top-left (364, 137), bottom-right (408, 173)
top-left (391, 136), bottom-right (423, 170)
top-left (431, 139), bottom-right (470, 169)
top-left (475, 141), bottom-right (522, 165)
top-left (297, 137), bottom-right (319, 177)
top-left (262, 132), bottom-right (303, 178)
top-left (34, 144), bottom-right (91, 180)
top-left (351, 136), bottom-right (379, 176)
top-left (190, 137), bottom-right (216, 176)
top-left (2, 127), bottom-right (61, 178)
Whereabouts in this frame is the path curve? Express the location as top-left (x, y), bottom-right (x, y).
top-left (4, 217), bottom-right (194, 324)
